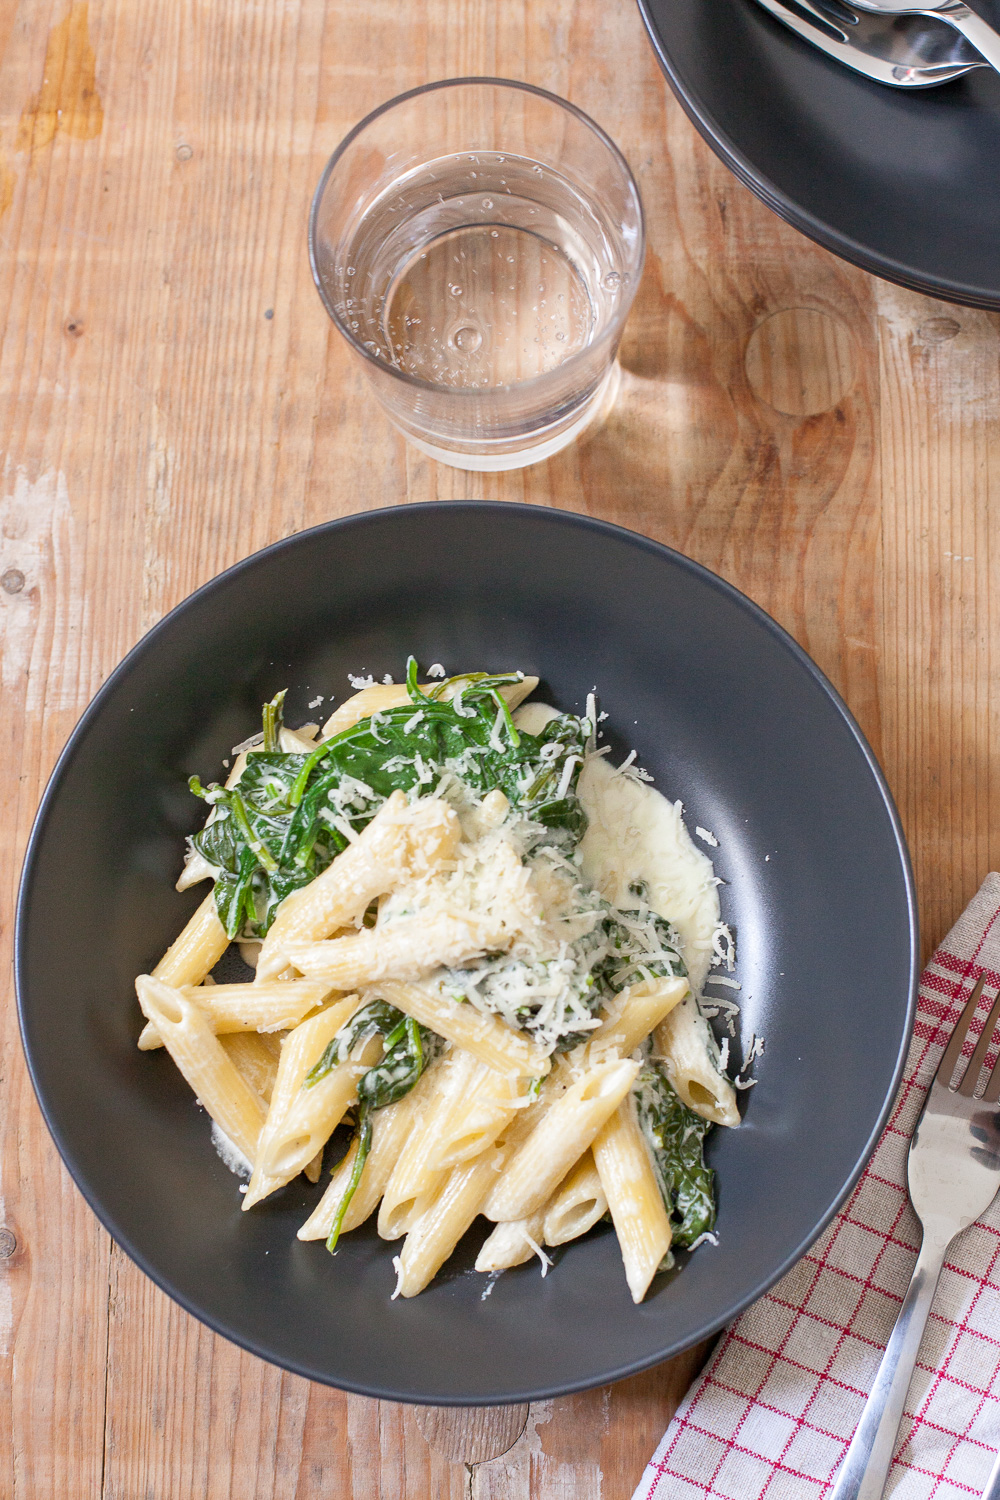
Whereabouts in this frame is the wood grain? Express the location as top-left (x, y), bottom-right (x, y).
top-left (1, 0), bottom-right (998, 1496)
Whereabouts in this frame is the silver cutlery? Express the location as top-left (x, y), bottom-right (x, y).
top-left (984, 1447), bottom-right (1000, 1499)
top-left (752, 0), bottom-right (987, 84)
top-left (850, 0), bottom-right (1000, 74)
top-left (830, 974), bottom-right (1000, 1500)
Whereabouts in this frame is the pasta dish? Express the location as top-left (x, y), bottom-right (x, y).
top-left (135, 663), bottom-right (745, 1302)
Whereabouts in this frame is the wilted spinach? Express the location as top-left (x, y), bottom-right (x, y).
top-left (188, 665), bottom-right (591, 941)
top-left (634, 1064), bottom-right (716, 1249)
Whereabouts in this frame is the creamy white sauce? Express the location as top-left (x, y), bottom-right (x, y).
top-left (211, 1121), bottom-right (252, 1179)
top-left (514, 702), bottom-right (723, 994)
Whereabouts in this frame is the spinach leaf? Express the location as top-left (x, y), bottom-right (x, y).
top-left (634, 1064), bottom-right (716, 1249)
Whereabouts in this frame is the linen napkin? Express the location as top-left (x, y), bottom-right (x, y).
top-left (635, 873), bottom-right (1000, 1500)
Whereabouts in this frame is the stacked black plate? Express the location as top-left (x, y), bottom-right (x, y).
top-left (639, 0), bottom-right (1000, 308)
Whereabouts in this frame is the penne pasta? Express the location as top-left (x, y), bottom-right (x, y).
top-left (139, 666), bottom-right (737, 1302)
top-left (285, 910), bottom-right (509, 991)
top-left (151, 892), bottom-right (229, 988)
top-left (586, 976), bottom-right (688, 1062)
top-left (395, 1149), bottom-right (505, 1297)
top-left (256, 792), bottom-right (461, 981)
top-left (136, 975), bottom-right (265, 1164)
top-left (654, 996), bottom-right (740, 1127)
top-left (593, 1098), bottom-right (672, 1304)
top-left (138, 978), bottom-right (334, 1050)
top-left (246, 1029), bottom-right (380, 1205)
top-left (542, 1150), bottom-right (608, 1247)
top-left (242, 995), bottom-right (361, 1208)
top-left (483, 1057), bottom-right (640, 1222)
top-left (424, 1060), bottom-right (535, 1172)
top-left (475, 1213), bottom-right (545, 1273)
top-left (219, 1031), bottom-right (282, 1106)
top-left (377, 1051), bottom-right (475, 1240)
top-left (297, 1073), bottom-right (431, 1242)
top-left (373, 980), bottom-right (550, 1080)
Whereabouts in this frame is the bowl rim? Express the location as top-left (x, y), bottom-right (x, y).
top-left (15, 500), bottom-right (920, 1402)
top-left (636, 0), bottom-right (1000, 312)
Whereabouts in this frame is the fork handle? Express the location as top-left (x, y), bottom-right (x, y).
top-left (829, 1229), bottom-right (950, 1500)
top-left (936, 2), bottom-right (1000, 73)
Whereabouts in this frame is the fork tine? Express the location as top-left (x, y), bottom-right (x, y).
top-left (934, 974), bottom-right (986, 1090)
top-left (980, 1047), bottom-right (1000, 1105)
top-left (774, 0), bottom-right (850, 39)
top-left (958, 986), bottom-right (1000, 1097)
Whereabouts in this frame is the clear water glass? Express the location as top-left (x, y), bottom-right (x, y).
top-left (309, 78), bottom-right (645, 471)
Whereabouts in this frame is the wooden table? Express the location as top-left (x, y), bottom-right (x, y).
top-left (2, 0), bottom-right (998, 1494)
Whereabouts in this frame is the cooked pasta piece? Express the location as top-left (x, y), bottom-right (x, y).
top-left (593, 1098), bottom-right (672, 1303)
top-left (297, 1066), bottom-right (437, 1242)
top-left (256, 792), bottom-right (461, 980)
top-left (654, 996), bottom-right (739, 1127)
top-left (136, 975), bottom-right (265, 1164)
top-left (242, 996), bottom-right (361, 1207)
top-left (424, 1060), bottom-right (534, 1172)
top-left (247, 1031), bottom-right (381, 1203)
top-left (377, 1050), bottom-right (476, 1240)
top-left (475, 1213), bottom-right (546, 1273)
top-left (138, 978), bottom-right (333, 1050)
top-left (151, 892), bottom-right (229, 988)
top-left (542, 1150), bottom-right (608, 1247)
top-left (395, 1150), bottom-right (505, 1297)
top-left (586, 976), bottom-right (688, 1062)
top-left (374, 980), bottom-right (550, 1079)
top-left (483, 1057), bottom-right (640, 1222)
top-left (219, 1032), bottom-right (281, 1106)
top-left (279, 724), bottom-right (319, 752)
top-left (285, 910), bottom-right (511, 990)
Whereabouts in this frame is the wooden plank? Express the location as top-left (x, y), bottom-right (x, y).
top-left (876, 284), bottom-right (1000, 958)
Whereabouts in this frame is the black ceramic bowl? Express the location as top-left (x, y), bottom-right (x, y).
top-left (16, 503), bottom-right (918, 1403)
top-left (639, 0), bottom-right (1000, 309)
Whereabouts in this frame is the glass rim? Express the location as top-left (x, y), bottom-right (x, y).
top-left (307, 76), bottom-right (646, 398)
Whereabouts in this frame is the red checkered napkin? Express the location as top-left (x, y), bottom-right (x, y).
top-left (635, 874), bottom-right (1000, 1500)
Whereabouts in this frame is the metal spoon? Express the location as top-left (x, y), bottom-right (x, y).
top-left (752, 0), bottom-right (987, 85)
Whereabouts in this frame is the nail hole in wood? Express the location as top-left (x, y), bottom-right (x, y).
top-left (917, 317), bottom-right (960, 345)
top-left (0, 1228), bottom-right (17, 1257)
top-left (1, 568), bottom-right (25, 594)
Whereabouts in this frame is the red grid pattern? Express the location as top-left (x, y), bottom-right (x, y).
top-left (635, 875), bottom-right (1000, 1500)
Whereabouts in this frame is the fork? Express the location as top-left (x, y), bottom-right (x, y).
top-left (830, 974), bottom-right (1000, 1500)
top-left (849, 0), bottom-right (1000, 72)
top-left (752, 0), bottom-right (987, 85)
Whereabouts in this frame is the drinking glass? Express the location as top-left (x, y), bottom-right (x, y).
top-left (309, 78), bottom-right (645, 471)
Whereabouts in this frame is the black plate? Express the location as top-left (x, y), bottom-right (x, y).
top-left (16, 503), bottom-right (918, 1403)
top-left (639, 0), bottom-right (1000, 309)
